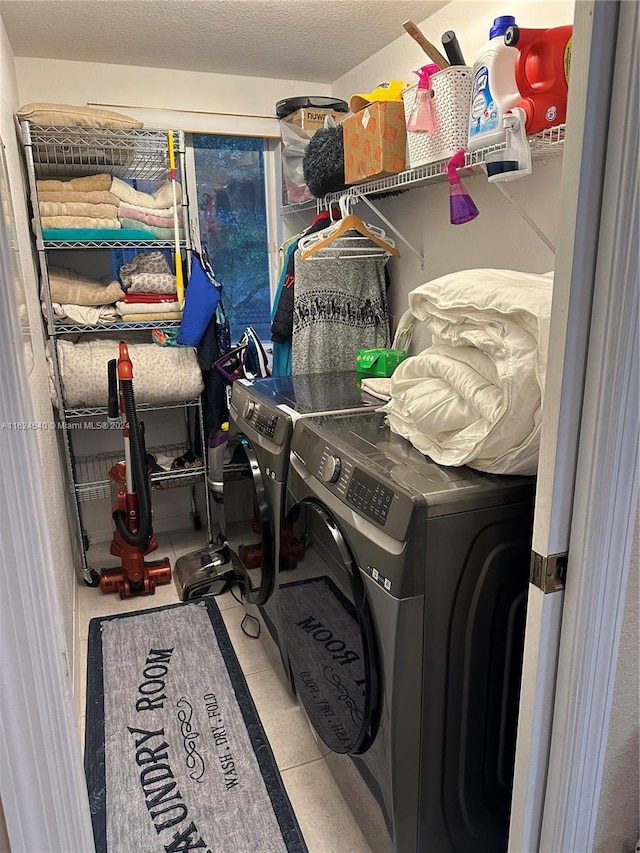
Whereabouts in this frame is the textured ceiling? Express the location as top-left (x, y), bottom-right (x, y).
top-left (1, 0), bottom-right (449, 83)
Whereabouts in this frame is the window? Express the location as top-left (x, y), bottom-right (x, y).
top-left (189, 135), bottom-right (272, 344)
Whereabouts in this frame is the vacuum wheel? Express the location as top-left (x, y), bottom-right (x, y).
top-left (84, 569), bottom-right (100, 588)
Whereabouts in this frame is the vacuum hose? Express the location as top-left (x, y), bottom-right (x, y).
top-left (112, 378), bottom-right (152, 548)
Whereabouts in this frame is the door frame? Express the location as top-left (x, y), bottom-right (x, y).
top-left (508, 2), bottom-right (639, 850)
top-left (0, 137), bottom-right (96, 852)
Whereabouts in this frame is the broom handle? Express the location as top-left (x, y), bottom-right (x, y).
top-left (403, 20), bottom-right (449, 69)
top-left (167, 131), bottom-right (185, 308)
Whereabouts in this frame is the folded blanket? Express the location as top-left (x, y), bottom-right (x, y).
top-left (115, 300), bottom-right (181, 316)
top-left (37, 175), bottom-right (112, 193)
top-left (118, 251), bottom-right (176, 293)
top-left (119, 218), bottom-right (184, 240)
top-left (381, 269), bottom-right (553, 475)
top-left (110, 177), bottom-right (181, 209)
top-left (39, 201), bottom-right (120, 219)
top-left (126, 272), bottom-right (176, 294)
top-left (38, 190), bottom-right (119, 205)
top-left (47, 266), bottom-right (125, 305)
top-left (54, 339), bottom-right (202, 407)
top-left (48, 302), bottom-right (119, 324)
top-left (40, 216), bottom-right (121, 230)
top-left (119, 204), bottom-right (181, 230)
top-left (119, 250), bottom-right (171, 279)
top-left (119, 312), bottom-right (183, 323)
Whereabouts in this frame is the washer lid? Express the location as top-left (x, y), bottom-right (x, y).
top-left (244, 372), bottom-right (375, 415)
top-left (292, 411), bottom-right (536, 516)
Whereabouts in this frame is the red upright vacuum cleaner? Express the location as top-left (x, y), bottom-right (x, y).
top-left (99, 342), bottom-right (172, 598)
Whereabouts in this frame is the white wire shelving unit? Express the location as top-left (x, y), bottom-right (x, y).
top-left (19, 122), bottom-right (211, 583)
top-left (74, 442), bottom-right (206, 503)
top-left (280, 124), bottom-right (566, 216)
top-left (51, 319), bottom-right (182, 335)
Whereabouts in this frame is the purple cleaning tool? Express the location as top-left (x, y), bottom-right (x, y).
top-left (446, 149), bottom-right (480, 225)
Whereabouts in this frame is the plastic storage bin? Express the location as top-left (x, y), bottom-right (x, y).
top-left (403, 66), bottom-right (473, 167)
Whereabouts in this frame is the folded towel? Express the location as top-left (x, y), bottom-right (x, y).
top-left (360, 377), bottom-right (392, 402)
top-left (110, 177), bottom-right (181, 209)
top-left (42, 228), bottom-right (156, 242)
top-left (381, 269), bottom-right (553, 475)
top-left (40, 201), bottom-right (120, 219)
top-left (120, 293), bottom-right (178, 304)
top-left (38, 190), bottom-right (119, 205)
top-left (117, 200), bottom-right (180, 218)
top-left (119, 218), bottom-right (184, 240)
top-left (37, 174), bottom-right (112, 193)
top-left (40, 216), bottom-right (121, 230)
top-left (47, 266), bottom-right (125, 305)
top-left (115, 300), bottom-right (181, 316)
top-left (119, 204), bottom-right (182, 230)
top-left (119, 311), bottom-right (183, 323)
top-left (48, 302), bottom-right (119, 325)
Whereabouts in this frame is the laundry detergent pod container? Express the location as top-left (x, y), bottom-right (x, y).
top-left (467, 15), bottom-right (520, 151)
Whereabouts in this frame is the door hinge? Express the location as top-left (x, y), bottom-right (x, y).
top-left (530, 551), bottom-right (567, 593)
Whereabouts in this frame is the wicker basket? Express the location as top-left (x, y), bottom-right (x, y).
top-left (403, 66), bottom-right (473, 167)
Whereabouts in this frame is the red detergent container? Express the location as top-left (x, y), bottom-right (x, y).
top-left (504, 24), bottom-right (573, 134)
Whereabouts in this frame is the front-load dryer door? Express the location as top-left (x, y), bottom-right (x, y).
top-left (278, 499), bottom-right (378, 755)
top-left (223, 433), bottom-right (274, 605)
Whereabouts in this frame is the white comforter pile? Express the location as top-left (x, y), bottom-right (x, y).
top-left (382, 268), bottom-right (554, 475)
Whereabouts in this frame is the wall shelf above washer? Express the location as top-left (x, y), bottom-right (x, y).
top-left (280, 124), bottom-right (566, 216)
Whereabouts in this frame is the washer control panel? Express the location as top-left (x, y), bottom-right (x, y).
top-left (317, 445), bottom-right (393, 526)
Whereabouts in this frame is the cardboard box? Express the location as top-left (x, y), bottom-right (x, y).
top-left (343, 102), bottom-right (407, 184)
top-left (282, 108), bottom-right (348, 130)
top-left (355, 348), bottom-right (407, 378)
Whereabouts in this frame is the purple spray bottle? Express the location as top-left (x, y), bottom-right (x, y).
top-left (407, 63), bottom-right (440, 133)
top-left (446, 149), bottom-right (480, 225)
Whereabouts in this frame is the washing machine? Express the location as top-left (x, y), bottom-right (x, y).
top-left (279, 410), bottom-right (536, 853)
top-left (223, 372), bottom-right (377, 684)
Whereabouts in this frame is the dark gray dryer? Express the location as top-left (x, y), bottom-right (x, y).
top-left (223, 373), bottom-right (376, 684)
top-left (279, 411), bottom-right (535, 853)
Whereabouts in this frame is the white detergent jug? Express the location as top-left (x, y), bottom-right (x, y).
top-left (467, 15), bottom-right (521, 151)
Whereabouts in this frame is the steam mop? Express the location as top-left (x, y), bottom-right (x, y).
top-left (172, 348), bottom-right (252, 600)
top-left (99, 342), bottom-right (172, 598)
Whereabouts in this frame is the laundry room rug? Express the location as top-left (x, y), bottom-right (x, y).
top-left (85, 598), bottom-right (307, 853)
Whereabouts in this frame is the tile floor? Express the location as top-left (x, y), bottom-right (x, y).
top-left (76, 527), bottom-right (373, 853)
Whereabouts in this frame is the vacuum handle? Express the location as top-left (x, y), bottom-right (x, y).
top-left (441, 30), bottom-right (466, 66)
top-left (107, 359), bottom-right (118, 419)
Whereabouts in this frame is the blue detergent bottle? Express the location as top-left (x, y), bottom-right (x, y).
top-left (468, 15), bottom-right (521, 151)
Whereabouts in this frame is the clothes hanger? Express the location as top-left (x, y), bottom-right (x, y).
top-left (299, 195), bottom-right (401, 260)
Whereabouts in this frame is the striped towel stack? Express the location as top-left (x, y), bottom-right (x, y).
top-left (111, 177), bottom-right (185, 241)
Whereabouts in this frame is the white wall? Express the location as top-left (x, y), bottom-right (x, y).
top-left (14, 56), bottom-right (332, 131)
top-left (0, 16), bottom-right (76, 660)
